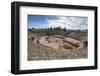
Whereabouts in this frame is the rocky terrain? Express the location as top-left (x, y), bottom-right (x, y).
top-left (28, 29), bottom-right (88, 61)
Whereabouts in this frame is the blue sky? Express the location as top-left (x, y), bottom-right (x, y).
top-left (28, 15), bottom-right (88, 30)
top-left (28, 15), bottom-right (57, 29)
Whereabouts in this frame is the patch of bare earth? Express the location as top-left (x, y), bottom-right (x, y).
top-left (28, 32), bottom-right (88, 61)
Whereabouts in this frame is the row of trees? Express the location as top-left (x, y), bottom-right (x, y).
top-left (29, 27), bottom-right (87, 36)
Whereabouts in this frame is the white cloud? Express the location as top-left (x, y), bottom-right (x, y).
top-left (47, 16), bottom-right (88, 30)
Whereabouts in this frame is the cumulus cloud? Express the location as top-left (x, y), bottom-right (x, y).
top-left (47, 16), bottom-right (88, 30)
